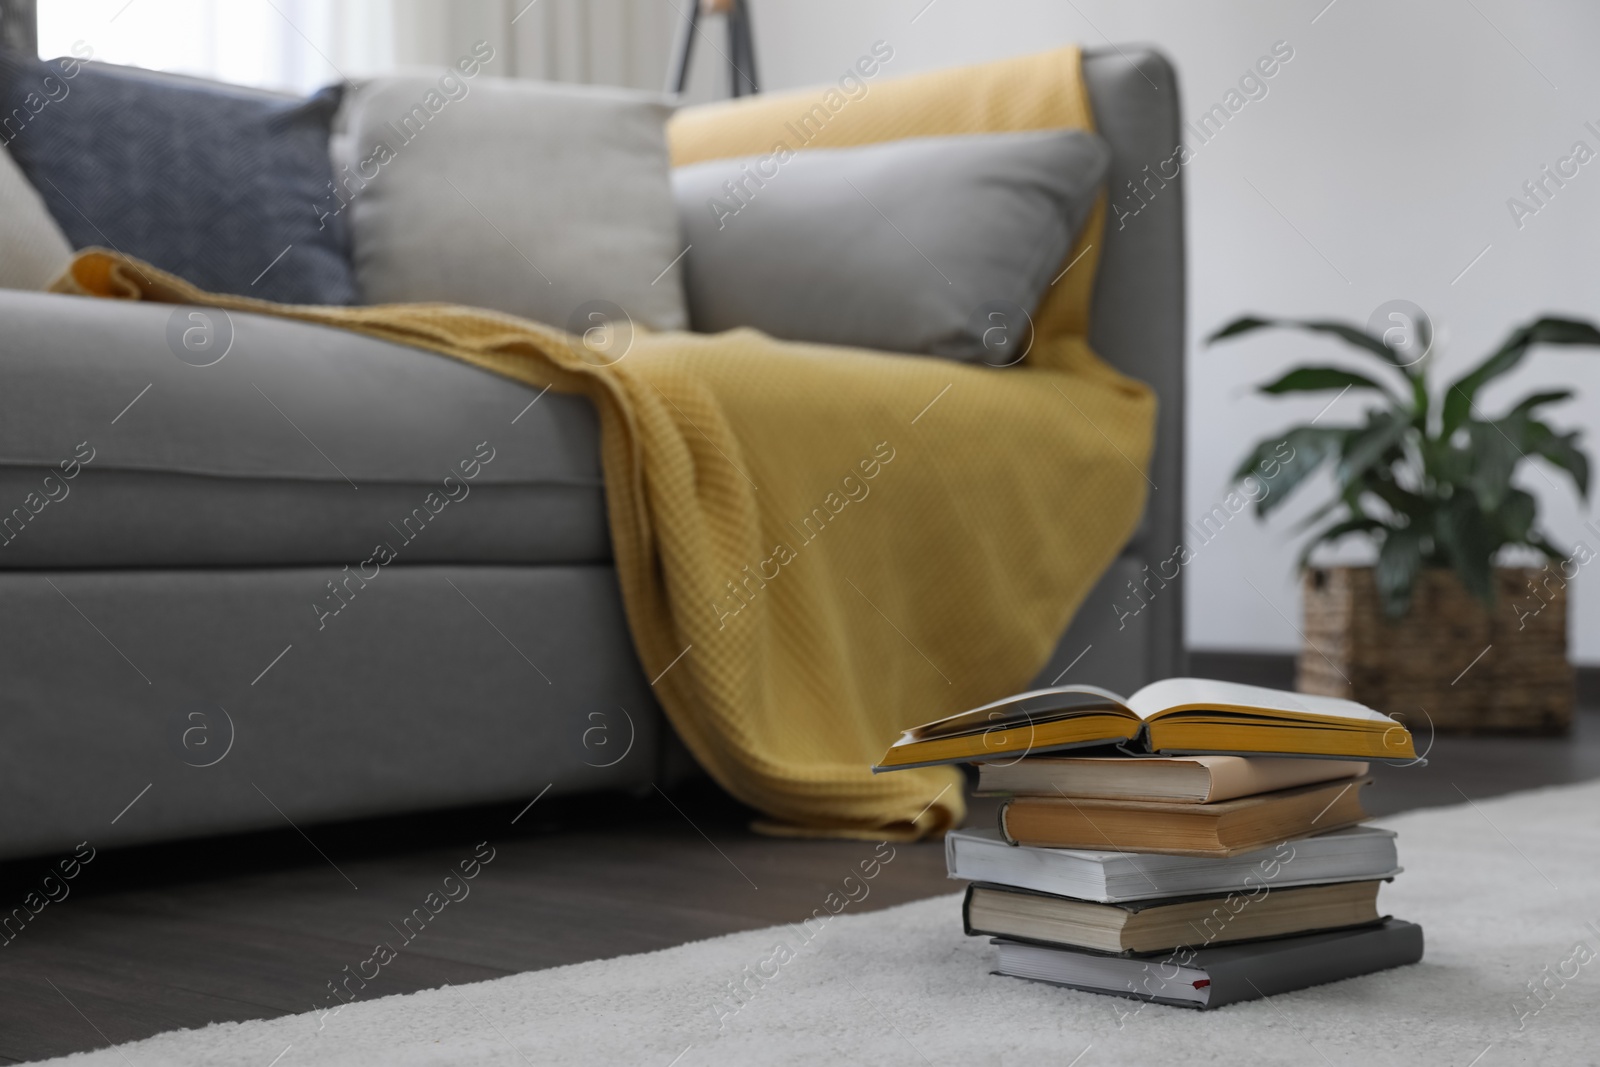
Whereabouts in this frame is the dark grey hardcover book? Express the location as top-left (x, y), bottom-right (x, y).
top-left (992, 918), bottom-right (1423, 1009)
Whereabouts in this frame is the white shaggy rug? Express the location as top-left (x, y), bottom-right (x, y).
top-left (41, 782), bottom-right (1600, 1066)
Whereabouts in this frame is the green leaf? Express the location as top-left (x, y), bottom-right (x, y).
top-left (1297, 516), bottom-right (1387, 570)
top-left (1207, 316), bottom-right (1416, 376)
top-left (1494, 488), bottom-right (1537, 544)
top-left (1433, 494), bottom-right (1495, 604)
top-left (1257, 366), bottom-right (1399, 402)
top-left (1375, 525), bottom-right (1424, 618)
top-left (1232, 433), bottom-right (1294, 483)
top-left (1292, 491), bottom-right (1357, 534)
top-left (1409, 372), bottom-right (1430, 431)
top-left (1465, 421), bottom-right (1518, 511)
top-left (1429, 432), bottom-right (1473, 487)
top-left (1336, 409), bottom-right (1410, 484)
top-left (1506, 390), bottom-right (1574, 419)
top-left (1230, 426), bottom-right (1339, 486)
top-left (1242, 426), bottom-right (1350, 518)
top-left (1360, 473), bottom-right (1430, 522)
top-left (1524, 318), bottom-right (1600, 345)
top-left (1526, 534), bottom-right (1569, 563)
top-left (1293, 320), bottom-right (1408, 363)
top-left (1207, 316), bottom-right (1274, 343)
top-left (1528, 424), bottom-right (1590, 500)
top-left (1442, 318), bottom-right (1600, 439)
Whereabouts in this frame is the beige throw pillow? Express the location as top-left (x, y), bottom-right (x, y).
top-left (0, 141), bottom-right (73, 290)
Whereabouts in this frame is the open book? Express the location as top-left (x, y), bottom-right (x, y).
top-left (873, 677), bottom-right (1415, 771)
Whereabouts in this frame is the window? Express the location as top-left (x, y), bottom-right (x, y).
top-left (36, 0), bottom-right (395, 95)
top-left (33, 1), bottom-right (687, 97)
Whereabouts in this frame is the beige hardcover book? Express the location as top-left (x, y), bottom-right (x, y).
top-left (998, 777), bottom-right (1371, 856)
top-left (976, 755), bottom-right (1370, 803)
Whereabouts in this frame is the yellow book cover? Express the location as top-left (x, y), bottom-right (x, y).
top-left (874, 678), bottom-right (1415, 771)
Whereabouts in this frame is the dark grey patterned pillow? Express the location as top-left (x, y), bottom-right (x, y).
top-left (0, 50), bottom-right (355, 305)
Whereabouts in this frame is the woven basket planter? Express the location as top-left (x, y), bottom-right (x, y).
top-left (1297, 566), bottom-right (1572, 734)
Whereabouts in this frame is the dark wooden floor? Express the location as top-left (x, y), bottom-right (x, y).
top-left (4, 673), bottom-right (1598, 1062)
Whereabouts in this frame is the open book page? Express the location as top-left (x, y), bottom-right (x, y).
top-left (901, 684), bottom-right (1134, 742)
top-left (1124, 678), bottom-right (1393, 724)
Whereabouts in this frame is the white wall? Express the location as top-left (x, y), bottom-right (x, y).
top-left (36, 0), bottom-right (1600, 658)
top-left (739, 0), bottom-right (1600, 660)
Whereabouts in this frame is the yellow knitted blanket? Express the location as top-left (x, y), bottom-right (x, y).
top-left (53, 45), bottom-right (1154, 839)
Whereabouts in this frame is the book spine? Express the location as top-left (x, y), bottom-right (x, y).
top-left (960, 883), bottom-right (977, 937)
top-left (998, 800), bottom-right (1018, 845)
top-left (1203, 920), bottom-right (1424, 1008)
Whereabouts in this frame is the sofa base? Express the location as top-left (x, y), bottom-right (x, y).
top-left (0, 565), bottom-right (661, 860)
top-left (0, 552), bottom-right (1167, 860)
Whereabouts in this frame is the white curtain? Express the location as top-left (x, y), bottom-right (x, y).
top-left (36, 0), bottom-right (691, 95)
top-left (390, 0), bottom-right (680, 90)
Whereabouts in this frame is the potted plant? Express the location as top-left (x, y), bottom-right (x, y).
top-left (1210, 313), bottom-right (1600, 733)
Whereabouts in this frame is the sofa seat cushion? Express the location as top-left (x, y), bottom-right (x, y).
top-left (0, 291), bottom-right (609, 568)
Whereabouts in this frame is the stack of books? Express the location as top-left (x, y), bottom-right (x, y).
top-left (877, 678), bottom-right (1426, 1009)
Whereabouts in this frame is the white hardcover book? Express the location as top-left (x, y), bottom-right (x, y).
top-left (945, 824), bottom-right (1400, 903)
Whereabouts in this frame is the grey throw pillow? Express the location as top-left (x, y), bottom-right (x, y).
top-left (672, 128), bottom-right (1110, 361)
top-left (334, 74), bottom-right (688, 332)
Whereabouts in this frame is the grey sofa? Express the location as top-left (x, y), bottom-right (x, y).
top-left (0, 47), bottom-right (1184, 860)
